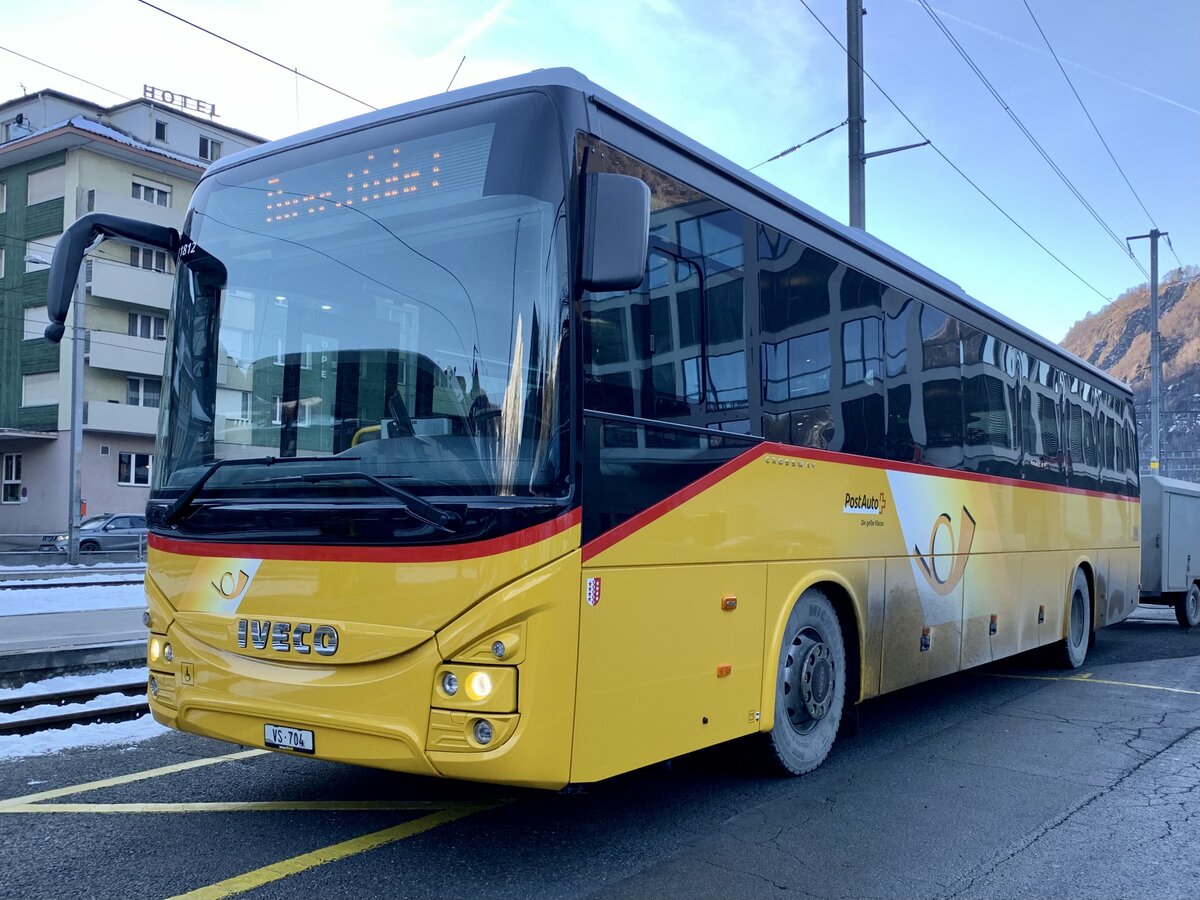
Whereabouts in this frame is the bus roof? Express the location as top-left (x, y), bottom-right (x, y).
top-left (204, 67), bottom-right (1129, 397)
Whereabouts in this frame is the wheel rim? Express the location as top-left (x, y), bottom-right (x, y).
top-left (1069, 588), bottom-right (1085, 646)
top-left (1188, 588), bottom-right (1199, 620)
top-left (783, 626), bottom-right (835, 734)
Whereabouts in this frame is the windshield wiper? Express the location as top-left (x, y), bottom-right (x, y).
top-left (161, 455), bottom-right (361, 526)
top-left (245, 471), bottom-right (461, 533)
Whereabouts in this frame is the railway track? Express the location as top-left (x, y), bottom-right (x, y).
top-left (0, 680), bottom-right (148, 737)
top-left (0, 564), bottom-right (145, 589)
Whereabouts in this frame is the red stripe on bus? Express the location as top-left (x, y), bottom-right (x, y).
top-left (149, 507), bottom-right (581, 563)
top-left (581, 441), bottom-right (1138, 562)
top-left (581, 445), bottom-right (771, 561)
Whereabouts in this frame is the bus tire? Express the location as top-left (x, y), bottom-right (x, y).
top-left (761, 589), bottom-right (846, 775)
top-left (1175, 583), bottom-right (1200, 629)
top-left (1056, 568), bottom-right (1091, 669)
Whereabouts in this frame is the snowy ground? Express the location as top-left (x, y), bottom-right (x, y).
top-left (0, 582), bottom-right (146, 616)
top-left (0, 562), bottom-right (146, 616)
top-left (0, 567), bottom-right (164, 760)
top-left (0, 665), bottom-right (167, 761)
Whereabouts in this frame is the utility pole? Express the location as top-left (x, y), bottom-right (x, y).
top-left (1126, 229), bottom-right (1167, 475)
top-left (847, 0), bottom-right (866, 229)
top-left (845, 1), bottom-right (929, 231)
top-left (67, 267), bottom-right (85, 564)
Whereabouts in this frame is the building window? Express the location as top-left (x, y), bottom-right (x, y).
top-left (272, 395), bottom-right (283, 425)
top-left (762, 330), bottom-right (831, 402)
top-left (199, 136), bottom-right (223, 161)
top-left (128, 313), bottom-right (166, 340)
top-left (129, 246), bottom-right (168, 273)
top-left (0, 246), bottom-right (5, 278)
top-left (842, 317), bottom-right (883, 387)
top-left (24, 234), bottom-right (62, 272)
top-left (155, 120), bottom-right (168, 142)
top-left (27, 165), bottom-right (66, 204)
top-left (132, 180), bottom-right (170, 207)
top-left (127, 376), bottom-right (162, 408)
top-left (23, 306), bottom-right (50, 341)
top-left (0, 180), bottom-right (6, 213)
top-left (2, 454), bottom-right (21, 503)
top-left (118, 452), bottom-right (152, 486)
top-left (21, 372), bottom-right (58, 406)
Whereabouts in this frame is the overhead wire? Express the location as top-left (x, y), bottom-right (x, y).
top-left (793, 0), bottom-right (1111, 303)
top-left (0, 45), bottom-right (131, 102)
top-left (1020, 0), bottom-right (1184, 271)
top-left (916, 0), bottom-right (1147, 280)
top-left (134, 0), bottom-right (377, 111)
top-left (751, 120), bottom-right (848, 170)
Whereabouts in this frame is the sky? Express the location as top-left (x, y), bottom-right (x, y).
top-left (0, 0), bottom-right (1196, 342)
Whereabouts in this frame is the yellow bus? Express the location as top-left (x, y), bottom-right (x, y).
top-left (44, 69), bottom-right (1140, 789)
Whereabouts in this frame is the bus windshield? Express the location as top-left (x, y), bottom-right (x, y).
top-left (153, 93), bottom-right (570, 518)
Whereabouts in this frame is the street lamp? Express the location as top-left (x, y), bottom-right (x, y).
top-left (28, 253), bottom-right (85, 564)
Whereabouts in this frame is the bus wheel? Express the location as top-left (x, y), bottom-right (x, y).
top-left (762, 589), bottom-right (846, 775)
top-left (1056, 568), bottom-right (1091, 669)
top-left (1176, 584), bottom-right (1200, 629)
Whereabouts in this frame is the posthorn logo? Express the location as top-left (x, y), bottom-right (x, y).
top-left (844, 491), bottom-right (886, 515)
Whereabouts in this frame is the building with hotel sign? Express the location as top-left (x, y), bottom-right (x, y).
top-left (0, 88), bottom-right (263, 541)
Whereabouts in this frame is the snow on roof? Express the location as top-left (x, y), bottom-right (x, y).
top-left (8, 115), bottom-right (207, 169)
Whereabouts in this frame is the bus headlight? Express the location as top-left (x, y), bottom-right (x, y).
top-left (149, 637), bottom-right (162, 662)
top-left (465, 671), bottom-right (493, 702)
top-left (431, 665), bottom-right (516, 712)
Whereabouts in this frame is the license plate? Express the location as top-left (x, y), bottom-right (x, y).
top-left (264, 724), bottom-right (314, 754)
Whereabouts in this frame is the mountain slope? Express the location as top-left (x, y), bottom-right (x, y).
top-left (1060, 266), bottom-right (1200, 481)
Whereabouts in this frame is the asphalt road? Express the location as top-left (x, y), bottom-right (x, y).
top-left (1, 607), bottom-right (1196, 900)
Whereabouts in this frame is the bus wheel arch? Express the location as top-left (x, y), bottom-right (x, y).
top-left (759, 581), bottom-right (860, 775)
top-left (1057, 564), bottom-right (1093, 669)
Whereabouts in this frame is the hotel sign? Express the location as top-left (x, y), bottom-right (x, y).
top-left (144, 85), bottom-right (218, 118)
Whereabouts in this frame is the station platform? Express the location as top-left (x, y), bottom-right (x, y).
top-left (0, 608), bottom-right (145, 684)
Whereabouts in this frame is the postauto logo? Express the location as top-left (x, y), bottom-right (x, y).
top-left (844, 491), bottom-right (886, 515)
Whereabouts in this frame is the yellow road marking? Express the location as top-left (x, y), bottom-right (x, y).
top-left (0, 749), bottom-right (268, 810)
top-left (992, 672), bottom-right (1200, 696)
top-left (1, 800), bottom-right (482, 814)
top-left (165, 804), bottom-right (495, 900)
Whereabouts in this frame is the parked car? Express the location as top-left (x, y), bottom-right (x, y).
top-left (40, 513), bottom-right (148, 553)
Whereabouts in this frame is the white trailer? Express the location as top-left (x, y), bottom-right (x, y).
top-left (1139, 474), bottom-right (1200, 628)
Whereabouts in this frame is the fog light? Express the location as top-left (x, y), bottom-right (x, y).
top-left (491, 640), bottom-right (506, 659)
top-left (149, 638), bottom-right (162, 662)
top-left (149, 676), bottom-right (159, 698)
top-left (142, 610), bottom-right (151, 628)
top-left (465, 671), bottom-right (493, 702)
top-left (440, 671), bottom-right (459, 696)
top-left (164, 643), bottom-right (174, 663)
top-left (473, 719), bottom-right (493, 746)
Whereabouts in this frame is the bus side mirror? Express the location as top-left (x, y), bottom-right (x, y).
top-left (45, 213), bottom-right (179, 343)
top-left (581, 173), bottom-right (650, 292)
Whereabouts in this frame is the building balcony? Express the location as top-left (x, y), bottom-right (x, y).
top-left (86, 330), bottom-right (166, 377)
top-left (87, 189), bottom-right (184, 230)
top-left (84, 401), bottom-right (158, 436)
top-left (88, 262), bottom-right (172, 311)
